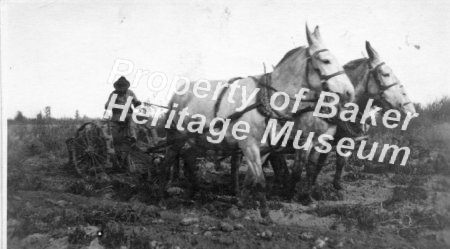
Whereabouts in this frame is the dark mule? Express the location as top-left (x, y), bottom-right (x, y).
top-left (160, 26), bottom-right (355, 217)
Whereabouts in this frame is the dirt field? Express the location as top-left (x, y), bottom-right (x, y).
top-left (7, 102), bottom-right (450, 249)
top-left (7, 142), bottom-right (450, 249)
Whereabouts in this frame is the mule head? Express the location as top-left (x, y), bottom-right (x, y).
top-left (365, 41), bottom-right (416, 114)
top-left (306, 25), bottom-right (355, 103)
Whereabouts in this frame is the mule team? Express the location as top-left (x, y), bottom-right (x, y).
top-left (108, 25), bottom-right (417, 219)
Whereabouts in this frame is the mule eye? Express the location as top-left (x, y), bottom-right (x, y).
top-left (382, 73), bottom-right (390, 77)
top-left (323, 59), bottom-right (331, 64)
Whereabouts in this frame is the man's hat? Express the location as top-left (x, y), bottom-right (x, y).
top-left (113, 76), bottom-right (130, 91)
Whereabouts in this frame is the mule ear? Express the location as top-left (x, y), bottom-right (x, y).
top-left (312, 26), bottom-right (322, 41)
top-left (366, 41), bottom-right (380, 61)
top-left (306, 23), bottom-right (314, 45)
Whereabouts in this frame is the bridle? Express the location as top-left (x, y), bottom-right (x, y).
top-left (364, 61), bottom-right (413, 108)
top-left (306, 49), bottom-right (346, 89)
top-left (365, 62), bottom-right (399, 98)
top-left (262, 48), bottom-right (347, 101)
top-left (253, 48), bottom-right (347, 121)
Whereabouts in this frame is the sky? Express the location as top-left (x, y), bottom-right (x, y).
top-left (2, 0), bottom-right (450, 118)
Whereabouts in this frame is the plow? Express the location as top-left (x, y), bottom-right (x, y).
top-left (66, 119), bottom-right (163, 181)
top-left (65, 112), bottom-right (231, 184)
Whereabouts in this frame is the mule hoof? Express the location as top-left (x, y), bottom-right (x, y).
top-left (301, 195), bottom-right (317, 207)
top-left (236, 198), bottom-right (244, 208)
top-left (333, 181), bottom-right (343, 190)
top-left (283, 192), bottom-right (295, 201)
top-left (259, 215), bottom-right (273, 225)
top-left (166, 186), bottom-right (184, 196)
top-left (185, 187), bottom-right (198, 200)
top-left (236, 196), bottom-right (248, 208)
top-left (157, 199), bottom-right (167, 209)
top-left (238, 196), bottom-right (255, 209)
top-left (306, 201), bottom-right (318, 209)
top-left (238, 189), bottom-right (252, 207)
top-left (282, 184), bottom-right (296, 200)
top-left (230, 188), bottom-right (239, 197)
top-left (259, 208), bottom-right (270, 219)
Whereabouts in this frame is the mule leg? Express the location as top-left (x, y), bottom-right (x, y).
top-left (302, 148), bottom-right (316, 204)
top-left (182, 147), bottom-right (199, 198)
top-left (214, 153), bottom-right (223, 171)
top-left (288, 150), bottom-right (307, 200)
top-left (172, 153), bottom-right (181, 181)
top-left (309, 150), bottom-right (329, 187)
top-left (269, 154), bottom-right (289, 188)
top-left (240, 143), bottom-right (269, 218)
top-left (160, 147), bottom-right (177, 197)
top-left (230, 152), bottom-right (241, 196)
top-left (333, 154), bottom-right (347, 190)
top-left (160, 130), bottom-right (185, 197)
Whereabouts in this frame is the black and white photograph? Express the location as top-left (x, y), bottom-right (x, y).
top-left (2, 0), bottom-right (450, 248)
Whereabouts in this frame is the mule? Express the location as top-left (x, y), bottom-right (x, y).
top-left (266, 41), bottom-right (417, 202)
top-left (307, 41), bottom-right (416, 191)
top-left (160, 25), bottom-right (355, 217)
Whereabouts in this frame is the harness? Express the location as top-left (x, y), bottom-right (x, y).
top-left (364, 62), bottom-right (399, 98)
top-left (336, 61), bottom-right (401, 139)
top-left (213, 49), bottom-right (345, 124)
top-left (308, 49), bottom-right (346, 85)
top-left (210, 49), bottom-right (346, 153)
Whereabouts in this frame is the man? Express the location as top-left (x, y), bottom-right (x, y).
top-left (105, 76), bottom-right (142, 143)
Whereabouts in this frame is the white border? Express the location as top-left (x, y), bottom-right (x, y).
top-left (1, 1), bottom-right (8, 248)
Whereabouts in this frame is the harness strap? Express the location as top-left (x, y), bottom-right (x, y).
top-left (369, 62), bottom-right (385, 72)
top-left (226, 102), bottom-right (261, 121)
top-left (212, 76), bottom-right (262, 130)
top-left (320, 70), bottom-right (345, 81)
top-left (214, 77), bottom-right (243, 118)
top-left (379, 82), bottom-right (399, 91)
top-left (310, 49), bottom-right (329, 57)
top-left (306, 49), bottom-right (346, 83)
top-left (254, 74), bottom-right (294, 122)
top-left (291, 105), bottom-right (315, 118)
top-left (209, 47), bottom-right (346, 140)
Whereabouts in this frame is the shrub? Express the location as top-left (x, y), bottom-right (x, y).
top-left (356, 96), bottom-right (450, 175)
